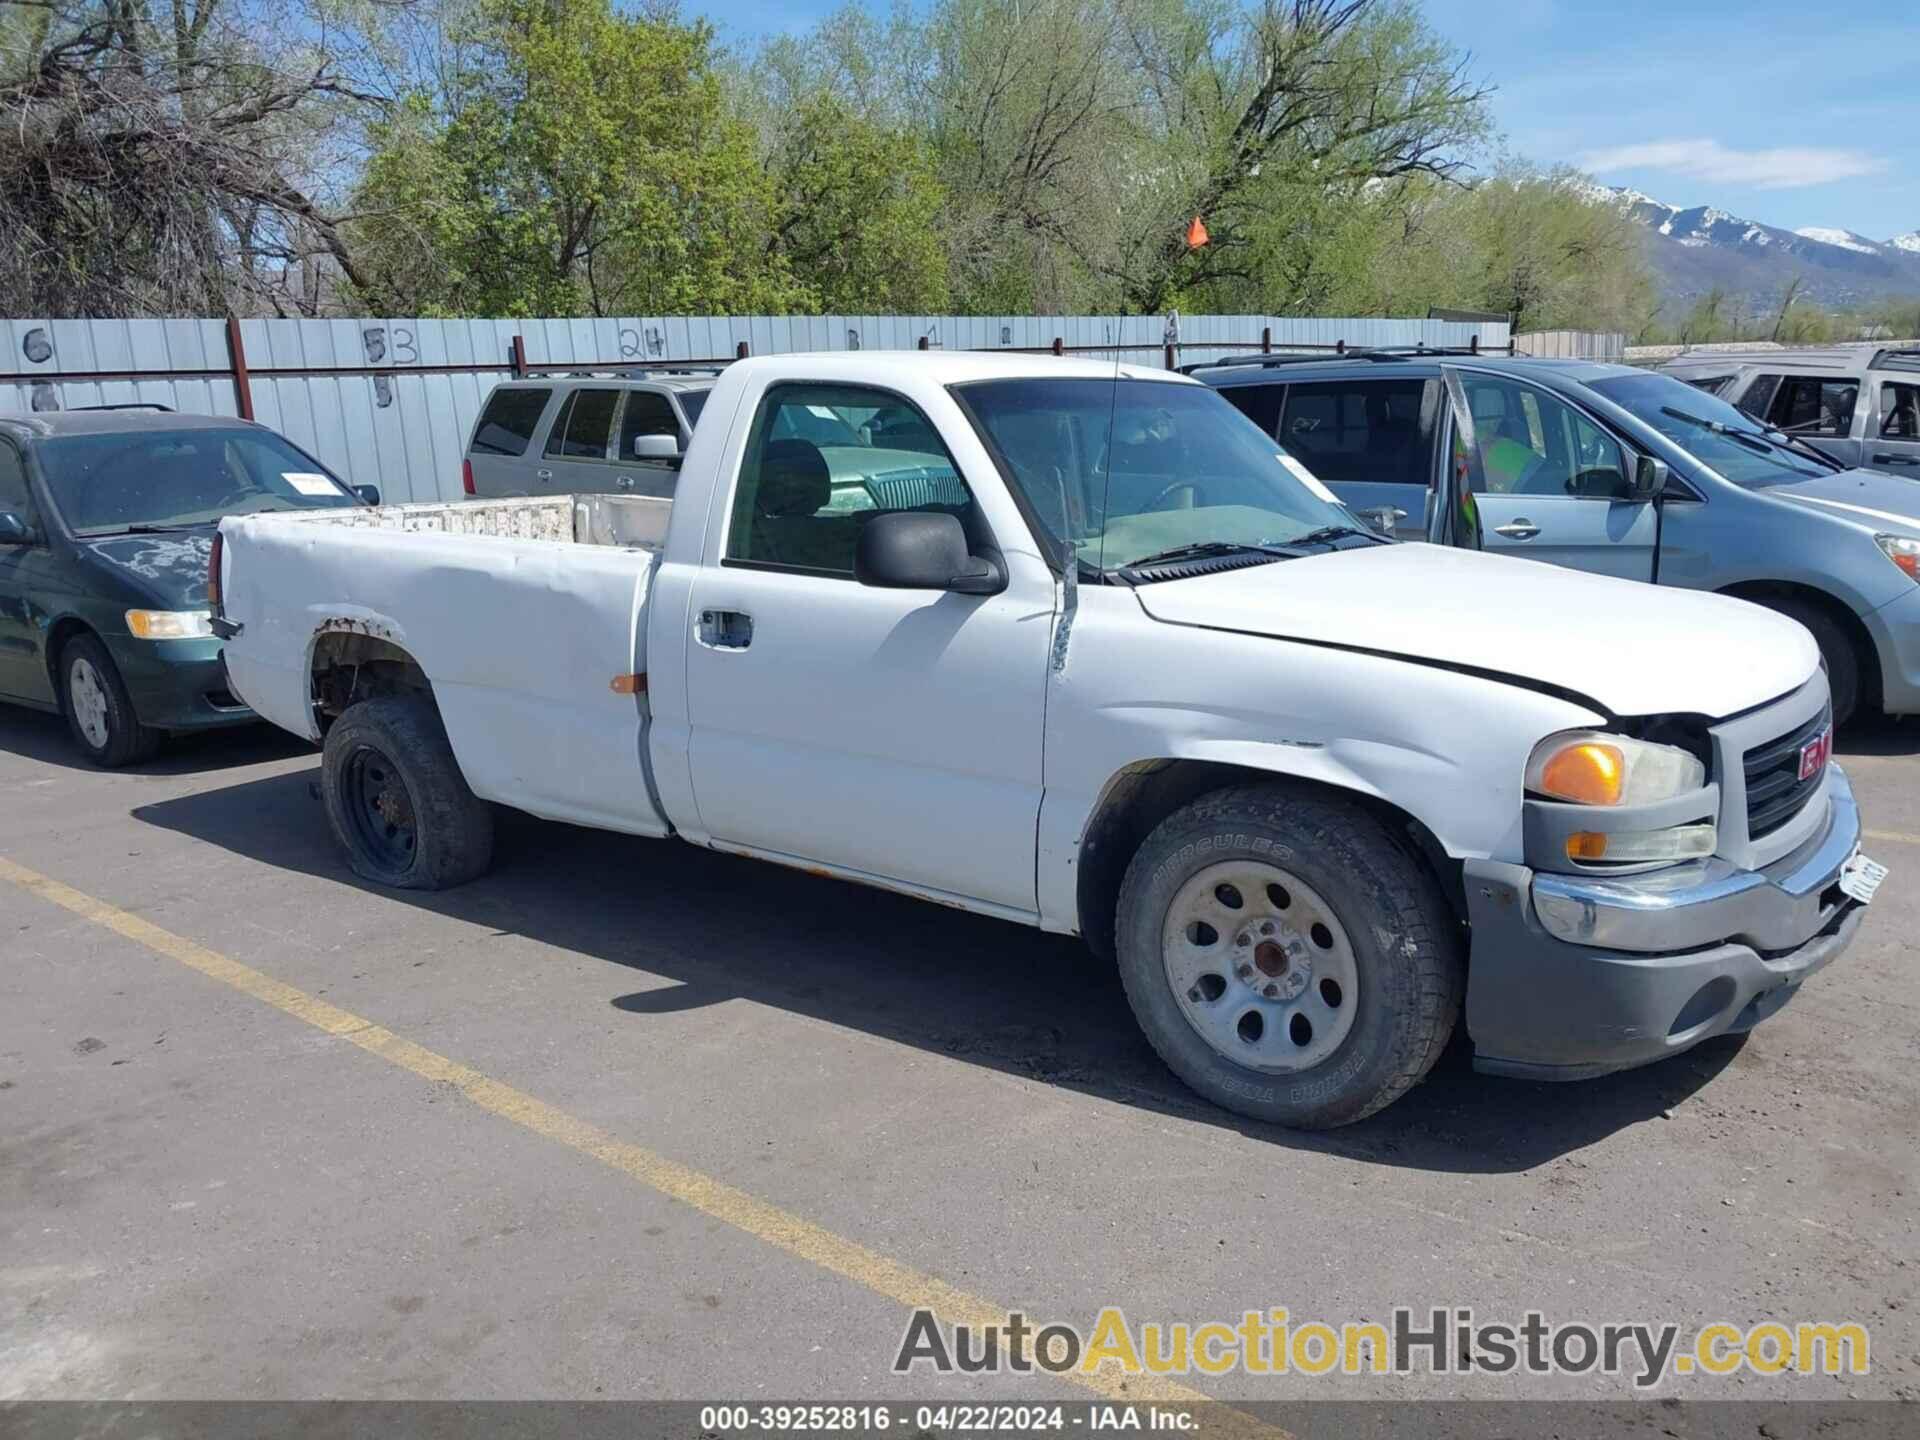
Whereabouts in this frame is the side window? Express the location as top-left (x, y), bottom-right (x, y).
top-left (0, 442), bottom-right (36, 532)
top-left (617, 390), bottom-right (680, 461)
top-left (472, 387), bottom-right (551, 456)
top-left (1735, 373), bottom-right (1781, 420)
top-left (1767, 377), bottom-right (1859, 437)
top-left (1880, 382), bottom-right (1920, 439)
top-left (1219, 383), bottom-right (1283, 439)
top-left (1280, 380), bottom-right (1427, 486)
top-left (1457, 375), bottom-right (1625, 498)
top-left (545, 388), bottom-right (620, 461)
top-left (726, 384), bottom-right (976, 576)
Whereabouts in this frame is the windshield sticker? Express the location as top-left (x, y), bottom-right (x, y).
top-left (805, 405), bottom-right (841, 421)
top-left (1278, 453), bottom-right (1338, 503)
top-left (282, 472), bottom-right (340, 496)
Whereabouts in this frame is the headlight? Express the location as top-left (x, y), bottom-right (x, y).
top-left (1875, 534), bottom-right (1920, 583)
top-left (1525, 731), bottom-right (1705, 806)
top-left (126, 609), bottom-right (213, 640)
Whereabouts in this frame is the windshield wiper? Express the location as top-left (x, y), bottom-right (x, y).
top-left (1289, 523), bottom-right (1384, 547)
top-left (1118, 539), bottom-right (1302, 572)
top-left (80, 522), bottom-right (205, 537)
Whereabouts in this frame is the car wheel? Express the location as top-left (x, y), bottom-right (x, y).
top-left (1754, 597), bottom-right (1860, 726)
top-left (1114, 784), bottom-right (1462, 1129)
top-left (320, 695), bottom-right (493, 890)
top-left (59, 634), bottom-right (162, 767)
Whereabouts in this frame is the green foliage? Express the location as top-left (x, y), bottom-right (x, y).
top-left (350, 0), bottom-right (800, 316)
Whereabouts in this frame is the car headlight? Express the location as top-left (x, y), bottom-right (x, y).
top-left (1525, 731), bottom-right (1705, 806)
top-left (1875, 534), bottom-right (1920, 583)
top-left (126, 609), bottom-right (213, 640)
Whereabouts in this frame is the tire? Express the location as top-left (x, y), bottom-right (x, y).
top-left (1114, 784), bottom-right (1462, 1129)
top-left (1754, 596), bottom-right (1860, 726)
top-left (320, 695), bottom-right (493, 889)
top-left (59, 633), bottom-right (162, 767)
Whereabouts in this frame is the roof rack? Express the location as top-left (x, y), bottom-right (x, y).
top-left (67, 402), bottom-right (175, 412)
top-left (1178, 345), bottom-right (1505, 376)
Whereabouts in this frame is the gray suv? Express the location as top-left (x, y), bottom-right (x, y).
top-left (462, 373), bottom-right (715, 499)
top-left (1193, 350), bottom-right (1920, 724)
top-left (1662, 344), bottom-right (1920, 475)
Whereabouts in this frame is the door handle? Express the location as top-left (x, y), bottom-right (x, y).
top-left (536, 468), bottom-right (554, 482)
top-left (697, 609), bottom-right (753, 650)
top-left (1493, 519), bottom-right (1541, 540)
top-left (615, 474), bottom-right (636, 490)
top-left (1872, 454), bottom-right (1919, 466)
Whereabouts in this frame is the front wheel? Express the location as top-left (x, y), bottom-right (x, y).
top-left (320, 695), bottom-right (493, 889)
top-left (60, 634), bottom-right (162, 767)
top-left (1114, 785), bottom-right (1462, 1129)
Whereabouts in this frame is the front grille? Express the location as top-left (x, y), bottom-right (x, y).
top-left (1743, 703), bottom-right (1831, 840)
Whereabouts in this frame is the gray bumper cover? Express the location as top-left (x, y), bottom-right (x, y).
top-left (1464, 765), bottom-right (1867, 1081)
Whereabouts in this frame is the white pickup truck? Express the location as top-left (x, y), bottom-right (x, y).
top-left (212, 352), bottom-right (1881, 1127)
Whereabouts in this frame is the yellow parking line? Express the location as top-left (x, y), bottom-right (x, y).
top-left (0, 856), bottom-right (1281, 1434)
top-left (1864, 828), bottom-right (1920, 847)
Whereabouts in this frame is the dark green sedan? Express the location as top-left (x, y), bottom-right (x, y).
top-left (0, 409), bottom-right (375, 765)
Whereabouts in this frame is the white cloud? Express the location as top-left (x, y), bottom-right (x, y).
top-left (1574, 138), bottom-right (1887, 190)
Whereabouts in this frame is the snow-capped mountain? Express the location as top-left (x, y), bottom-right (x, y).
top-left (1573, 184), bottom-right (1920, 308)
top-left (1793, 227), bottom-right (1881, 256)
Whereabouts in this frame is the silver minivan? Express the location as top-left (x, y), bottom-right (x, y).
top-left (1662, 344), bottom-right (1920, 476)
top-left (463, 374), bottom-right (715, 499)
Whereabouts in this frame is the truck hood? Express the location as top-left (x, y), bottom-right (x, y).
top-left (74, 528), bottom-right (213, 608)
top-left (1129, 542), bottom-right (1817, 720)
top-left (1754, 466), bottom-right (1920, 537)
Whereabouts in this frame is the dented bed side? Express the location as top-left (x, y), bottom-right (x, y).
top-left (218, 497), bottom-right (671, 838)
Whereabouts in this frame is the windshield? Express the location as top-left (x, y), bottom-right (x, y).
top-left (952, 377), bottom-right (1356, 571)
top-left (37, 427), bottom-right (359, 536)
top-left (1586, 372), bottom-right (1832, 485)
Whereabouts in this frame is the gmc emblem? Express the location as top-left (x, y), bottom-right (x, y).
top-left (1799, 727), bottom-right (1832, 782)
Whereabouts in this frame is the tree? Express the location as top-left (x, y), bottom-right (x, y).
top-left (0, 0), bottom-right (381, 315)
top-left (348, 0), bottom-right (799, 316)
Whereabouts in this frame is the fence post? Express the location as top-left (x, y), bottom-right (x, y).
top-left (1164, 342), bottom-right (1176, 369)
top-left (1051, 337), bottom-right (1063, 356)
top-left (736, 340), bottom-right (750, 360)
top-left (1261, 326), bottom-right (1272, 354)
top-left (224, 316), bottom-right (254, 420)
top-left (510, 334), bottom-right (528, 378)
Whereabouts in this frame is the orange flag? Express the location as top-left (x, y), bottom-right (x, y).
top-left (1185, 216), bottom-right (1210, 249)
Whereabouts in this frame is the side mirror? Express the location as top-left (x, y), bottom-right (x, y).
top-left (855, 511), bottom-right (1005, 595)
top-left (1358, 505), bottom-right (1407, 537)
top-left (1633, 455), bottom-right (1670, 501)
top-left (632, 434), bottom-right (681, 465)
top-left (353, 484), bottom-right (382, 507)
top-left (0, 510), bottom-right (36, 545)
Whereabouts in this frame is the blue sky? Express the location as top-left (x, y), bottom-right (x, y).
top-left (697, 0), bottom-right (1919, 241)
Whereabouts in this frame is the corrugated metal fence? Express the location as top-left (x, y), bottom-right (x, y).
top-left (1512, 329), bottom-right (1627, 361)
top-left (1, 312), bottom-right (1511, 503)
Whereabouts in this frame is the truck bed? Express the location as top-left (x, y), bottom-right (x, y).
top-left (218, 494), bottom-right (672, 838)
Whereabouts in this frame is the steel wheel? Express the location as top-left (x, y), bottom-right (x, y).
top-left (67, 655), bottom-right (111, 750)
top-left (341, 744), bottom-right (419, 873)
top-left (1161, 859), bottom-right (1359, 1072)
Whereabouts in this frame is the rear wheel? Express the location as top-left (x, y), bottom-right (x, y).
top-left (320, 695), bottom-right (493, 889)
top-left (59, 634), bottom-right (162, 767)
top-left (1114, 785), bottom-right (1462, 1129)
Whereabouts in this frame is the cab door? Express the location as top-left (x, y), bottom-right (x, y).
top-left (1868, 378), bottom-right (1920, 474)
top-left (1439, 367), bottom-right (1656, 583)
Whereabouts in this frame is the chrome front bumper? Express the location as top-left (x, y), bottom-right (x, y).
top-left (1531, 764), bottom-right (1862, 954)
top-left (1462, 764), bottom-right (1869, 1081)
